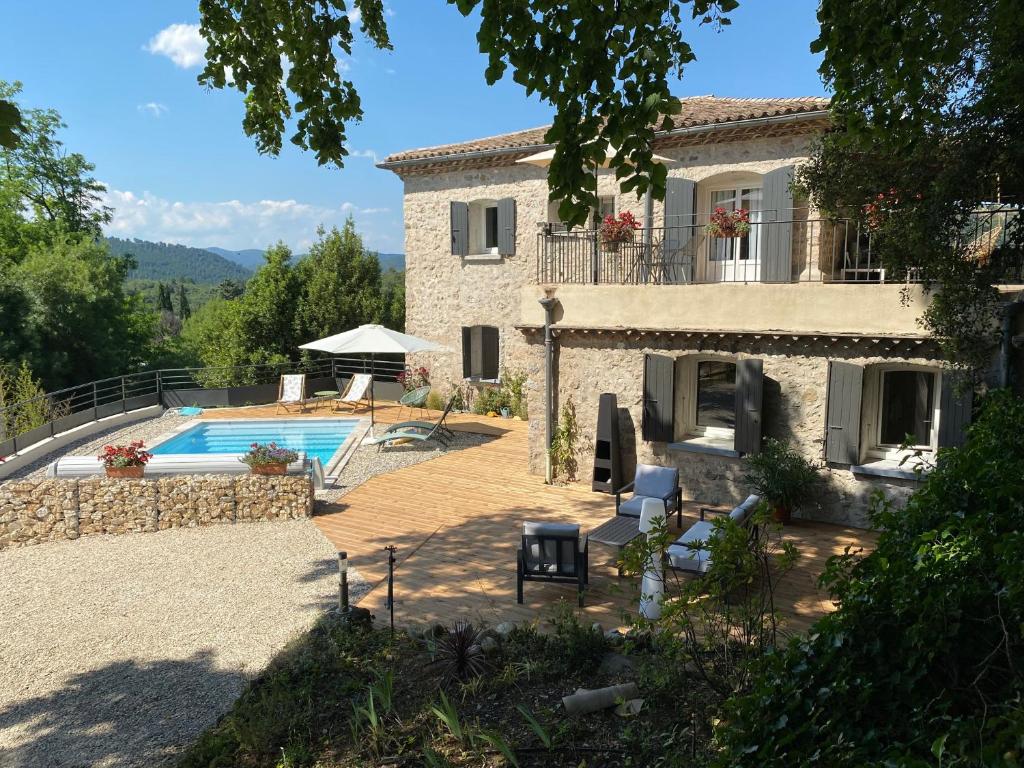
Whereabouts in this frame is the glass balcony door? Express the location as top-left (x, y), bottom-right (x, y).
top-left (707, 186), bottom-right (762, 282)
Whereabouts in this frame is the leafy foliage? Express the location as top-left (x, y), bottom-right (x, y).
top-left (105, 237), bottom-right (253, 284)
top-left (550, 397), bottom-right (581, 481)
top-left (714, 391), bottom-right (1024, 766)
top-left (743, 438), bottom-right (818, 512)
top-left (798, 1), bottom-right (1024, 374)
top-left (431, 621), bottom-right (489, 683)
top-left (196, 2), bottom-right (739, 226)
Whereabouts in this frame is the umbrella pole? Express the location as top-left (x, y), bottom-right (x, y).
top-left (370, 353), bottom-right (375, 426)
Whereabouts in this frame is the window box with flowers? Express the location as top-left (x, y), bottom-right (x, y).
top-left (704, 207), bottom-right (751, 238)
top-left (240, 442), bottom-right (299, 476)
top-left (99, 441), bottom-right (152, 478)
top-left (600, 211), bottom-right (641, 252)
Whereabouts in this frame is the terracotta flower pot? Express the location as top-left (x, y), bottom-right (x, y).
top-left (772, 504), bottom-right (792, 524)
top-left (251, 462), bottom-right (287, 476)
top-left (105, 465), bottom-right (145, 479)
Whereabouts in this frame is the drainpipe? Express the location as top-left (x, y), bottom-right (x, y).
top-left (539, 295), bottom-right (559, 484)
top-left (999, 296), bottom-right (1024, 389)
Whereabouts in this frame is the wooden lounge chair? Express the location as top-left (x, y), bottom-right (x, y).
top-left (517, 521), bottom-right (589, 607)
top-left (665, 494), bottom-right (760, 575)
top-left (275, 374), bottom-right (309, 415)
top-left (333, 374), bottom-right (373, 413)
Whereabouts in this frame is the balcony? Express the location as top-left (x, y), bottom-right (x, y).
top-left (535, 208), bottom-right (1021, 286)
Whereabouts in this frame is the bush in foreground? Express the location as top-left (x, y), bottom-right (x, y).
top-left (714, 390), bottom-right (1024, 766)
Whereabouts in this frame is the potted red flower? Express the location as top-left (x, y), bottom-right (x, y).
top-left (99, 441), bottom-right (152, 479)
top-left (240, 442), bottom-right (299, 476)
top-left (600, 211), bottom-right (641, 251)
top-left (705, 207), bottom-right (751, 238)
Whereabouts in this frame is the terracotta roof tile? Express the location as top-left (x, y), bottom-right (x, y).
top-left (381, 96), bottom-right (830, 166)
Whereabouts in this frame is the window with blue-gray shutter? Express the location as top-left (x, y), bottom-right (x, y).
top-left (761, 166), bottom-right (794, 283)
top-left (733, 358), bottom-right (764, 454)
top-left (938, 372), bottom-right (973, 448)
top-left (664, 177), bottom-right (696, 283)
top-left (462, 325), bottom-right (499, 380)
top-left (825, 361), bottom-right (864, 464)
top-left (451, 201), bottom-right (469, 257)
top-left (642, 353), bottom-right (675, 442)
top-left (497, 197), bottom-right (516, 256)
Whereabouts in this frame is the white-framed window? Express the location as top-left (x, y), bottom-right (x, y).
top-left (469, 199), bottom-right (500, 255)
top-left (675, 354), bottom-right (738, 443)
top-left (706, 184), bottom-right (763, 281)
top-left (863, 364), bottom-right (941, 460)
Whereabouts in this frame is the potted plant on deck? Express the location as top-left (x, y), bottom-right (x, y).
top-left (743, 438), bottom-right (818, 523)
top-left (99, 441), bottom-right (152, 478)
top-left (240, 442), bottom-right (299, 476)
top-left (705, 207), bottom-right (750, 238)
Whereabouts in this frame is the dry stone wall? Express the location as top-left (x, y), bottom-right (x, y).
top-left (0, 474), bottom-right (313, 550)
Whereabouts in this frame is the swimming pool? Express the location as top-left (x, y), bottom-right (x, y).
top-left (150, 419), bottom-right (361, 469)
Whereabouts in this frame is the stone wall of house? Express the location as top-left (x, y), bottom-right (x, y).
top-left (0, 474), bottom-right (313, 550)
top-left (525, 332), bottom-right (935, 528)
top-left (400, 134), bottom-right (818, 398)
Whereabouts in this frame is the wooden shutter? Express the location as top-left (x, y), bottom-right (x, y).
top-left (497, 198), bottom-right (516, 256)
top-left (642, 354), bottom-right (675, 443)
top-left (825, 361), bottom-right (864, 464)
top-left (481, 326), bottom-right (500, 380)
top-left (451, 201), bottom-right (469, 257)
top-left (664, 177), bottom-right (696, 283)
top-left (938, 372), bottom-right (973, 448)
top-left (761, 166), bottom-right (794, 283)
top-left (461, 327), bottom-right (473, 378)
top-left (734, 358), bottom-right (764, 455)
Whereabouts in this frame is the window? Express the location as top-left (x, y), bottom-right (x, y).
top-left (484, 206), bottom-right (499, 250)
top-left (695, 360), bottom-right (737, 432)
top-left (469, 200), bottom-right (500, 255)
top-left (452, 198), bottom-right (516, 257)
top-left (707, 185), bottom-right (763, 280)
top-left (877, 368), bottom-right (938, 450)
top-left (461, 325), bottom-right (499, 381)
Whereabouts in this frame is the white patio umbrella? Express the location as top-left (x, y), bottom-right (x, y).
top-left (515, 144), bottom-right (674, 169)
top-left (299, 324), bottom-right (448, 424)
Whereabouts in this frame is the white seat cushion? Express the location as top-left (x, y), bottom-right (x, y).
top-left (674, 520), bottom-right (716, 547)
top-left (667, 543), bottom-right (712, 573)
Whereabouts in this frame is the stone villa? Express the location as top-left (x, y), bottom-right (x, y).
top-left (380, 96), bottom-right (994, 527)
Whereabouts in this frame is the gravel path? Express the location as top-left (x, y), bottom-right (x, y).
top-left (0, 520), bottom-right (370, 768)
top-left (317, 430), bottom-right (491, 504)
top-left (7, 411), bottom-right (189, 481)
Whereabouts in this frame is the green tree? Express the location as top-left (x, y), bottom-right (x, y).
top-left (797, 1), bottom-right (1024, 374)
top-left (715, 391), bottom-right (1024, 766)
top-left (177, 282), bottom-right (191, 321)
top-left (294, 220), bottom-right (386, 341)
top-left (0, 97), bottom-right (22, 150)
top-left (196, 0), bottom-right (738, 226)
top-left (217, 278), bottom-right (245, 300)
top-left (157, 282), bottom-right (174, 313)
top-left (0, 81), bottom-right (110, 238)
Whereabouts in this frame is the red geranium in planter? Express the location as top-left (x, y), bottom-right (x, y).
top-left (600, 211), bottom-right (641, 251)
top-left (98, 441), bottom-right (152, 478)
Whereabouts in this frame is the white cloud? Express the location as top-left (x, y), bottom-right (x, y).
top-left (347, 6), bottom-right (362, 24)
top-left (101, 186), bottom-right (398, 252)
top-left (384, 67), bottom-right (396, 75)
top-left (347, 148), bottom-right (380, 163)
top-left (145, 23), bottom-right (206, 68)
top-left (137, 102), bottom-right (169, 118)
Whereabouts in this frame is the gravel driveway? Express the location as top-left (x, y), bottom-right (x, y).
top-left (0, 520), bottom-right (368, 768)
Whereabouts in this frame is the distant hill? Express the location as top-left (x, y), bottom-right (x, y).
top-left (205, 246), bottom-right (267, 271)
top-left (107, 238), bottom-right (252, 283)
top-left (209, 245), bottom-right (404, 273)
top-left (377, 253), bottom-right (405, 271)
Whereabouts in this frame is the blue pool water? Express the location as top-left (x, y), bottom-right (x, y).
top-left (150, 419), bottom-right (359, 466)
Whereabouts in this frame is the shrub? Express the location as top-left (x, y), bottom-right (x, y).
top-left (715, 391), bottom-right (1024, 766)
top-left (550, 398), bottom-right (581, 481)
top-left (743, 438), bottom-right (818, 513)
top-left (426, 390), bottom-right (445, 412)
top-left (431, 621), bottom-right (489, 682)
top-left (472, 385), bottom-right (508, 415)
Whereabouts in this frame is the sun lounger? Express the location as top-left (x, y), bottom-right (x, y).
top-left (275, 374), bottom-right (309, 415)
top-left (333, 373), bottom-right (373, 413)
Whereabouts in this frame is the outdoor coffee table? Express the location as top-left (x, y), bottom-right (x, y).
top-left (588, 515), bottom-right (643, 576)
top-left (313, 390), bottom-right (339, 411)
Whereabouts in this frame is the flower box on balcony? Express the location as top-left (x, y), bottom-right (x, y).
top-left (705, 207), bottom-right (750, 238)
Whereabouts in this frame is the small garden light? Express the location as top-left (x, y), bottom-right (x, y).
top-left (338, 550), bottom-right (349, 614)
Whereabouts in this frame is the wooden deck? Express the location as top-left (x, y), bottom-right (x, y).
top-left (201, 403), bottom-right (876, 634)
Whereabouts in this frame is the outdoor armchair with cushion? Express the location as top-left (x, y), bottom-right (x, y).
top-left (666, 494), bottom-right (760, 575)
top-left (616, 464), bottom-right (683, 527)
top-left (516, 521), bottom-right (589, 607)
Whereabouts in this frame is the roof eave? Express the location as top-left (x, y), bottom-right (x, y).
top-left (376, 109), bottom-right (832, 173)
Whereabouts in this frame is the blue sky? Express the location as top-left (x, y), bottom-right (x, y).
top-left (1, 1), bottom-right (827, 254)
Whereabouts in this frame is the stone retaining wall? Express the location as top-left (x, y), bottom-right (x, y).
top-left (0, 474), bottom-right (313, 550)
